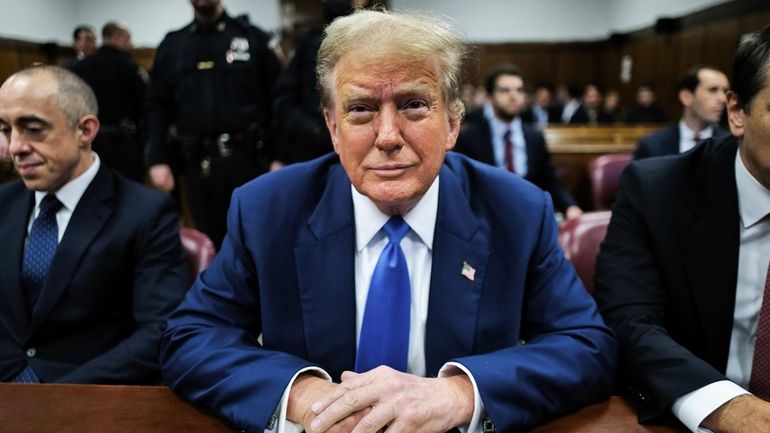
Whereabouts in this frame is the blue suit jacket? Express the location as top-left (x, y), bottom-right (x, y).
top-left (160, 152), bottom-right (616, 433)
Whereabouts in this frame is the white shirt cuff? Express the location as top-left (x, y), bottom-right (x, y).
top-left (267, 366), bottom-right (332, 433)
top-left (671, 380), bottom-right (749, 433)
top-left (439, 362), bottom-right (486, 433)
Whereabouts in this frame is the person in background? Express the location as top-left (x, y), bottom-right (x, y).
top-left (72, 22), bottom-right (147, 183)
top-left (634, 66), bottom-right (729, 159)
top-left (271, 0), bottom-right (363, 167)
top-left (603, 89), bottom-right (622, 122)
top-left (521, 85), bottom-right (561, 127)
top-left (146, 0), bottom-right (281, 248)
top-left (0, 66), bottom-right (190, 384)
top-left (159, 10), bottom-right (615, 433)
top-left (61, 25), bottom-right (97, 70)
top-left (455, 65), bottom-right (583, 220)
top-left (595, 25), bottom-right (770, 432)
top-left (624, 81), bottom-right (667, 124)
top-left (569, 83), bottom-right (613, 125)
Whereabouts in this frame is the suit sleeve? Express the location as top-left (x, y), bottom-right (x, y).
top-left (159, 188), bottom-right (314, 433)
top-left (593, 164), bottom-right (727, 422)
top-left (530, 132), bottom-right (577, 211)
top-left (56, 196), bottom-right (190, 384)
top-left (454, 192), bottom-right (617, 432)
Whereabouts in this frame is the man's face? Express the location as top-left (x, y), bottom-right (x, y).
top-left (534, 88), bottom-right (551, 109)
top-left (637, 88), bottom-right (655, 106)
top-left (115, 31), bottom-right (134, 52)
top-left (323, 54), bottom-right (460, 215)
top-left (75, 30), bottom-right (96, 56)
top-left (0, 73), bottom-right (93, 192)
top-left (490, 74), bottom-right (526, 121)
top-left (583, 85), bottom-right (602, 109)
top-left (731, 66), bottom-right (770, 190)
top-left (682, 69), bottom-right (729, 125)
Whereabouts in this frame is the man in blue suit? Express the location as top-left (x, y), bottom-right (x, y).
top-left (160, 9), bottom-right (616, 433)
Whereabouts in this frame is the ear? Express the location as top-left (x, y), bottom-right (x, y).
top-left (323, 108), bottom-right (340, 154)
top-left (679, 89), bottom-right (693, 107)
top-left (76, 114), bottom-right (100, 148)
top-left (726, 91), bottom-right (745, 138)
top-left (445, 108), bottom-right (461, 151)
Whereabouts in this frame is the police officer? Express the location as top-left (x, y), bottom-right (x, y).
top-left (147, 0), bottom-right (280, 247)
top-left (72, 22), bottom-right (147, 183)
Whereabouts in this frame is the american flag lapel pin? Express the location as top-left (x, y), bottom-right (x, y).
top-left (461, 261), bottom-right (476, 282)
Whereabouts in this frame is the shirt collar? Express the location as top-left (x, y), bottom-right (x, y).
top-left (679, 120), bottom-right (714, 141)
top-left (352, 175), bottom-right (439, 252)
top-left (35, 153), bottom-right (100, 212)
top-left (735, 150), bottom-right (770, 229)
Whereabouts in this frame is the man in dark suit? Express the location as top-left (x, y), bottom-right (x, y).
top-left (633, 65), bottom-right (730, 159)
top-left (568, 84), bottom-right (614, 125)
top-left (160, 10), bottom-right (616, 433)
top-left (72, 22), bottom-right (147, 183)
top-left (455, 65), bottom-right (583, 220)
top-left (0, 66), bottom-right (190, 384)
top-left (60, 25), bottom-right (97, 70)
top-left (595, 26), bottom-right (770, 432)
top-left (520, 85), bottom-right (562, 127)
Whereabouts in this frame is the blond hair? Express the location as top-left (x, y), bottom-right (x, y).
top-left (316, 8), bottom-right (467, 120)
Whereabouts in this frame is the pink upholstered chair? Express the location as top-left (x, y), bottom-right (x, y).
top-left (179, 227), bottom-right (216, 277)
top-left (588, 154), bottom-right (632, 210)
top-left (558, 211), bottom-right (612, 293)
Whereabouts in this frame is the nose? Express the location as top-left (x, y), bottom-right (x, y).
top-left (8, 129), bottom-right (30, 156)
top-left (374, 104), bottom-right (403, 151)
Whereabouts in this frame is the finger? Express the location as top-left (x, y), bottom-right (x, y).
top-left (350, 403), bottom-right (396, 433)
top-left (311, 379), bottom-right (382, 432)
top-left (340, 370), bottom-right (359, 382)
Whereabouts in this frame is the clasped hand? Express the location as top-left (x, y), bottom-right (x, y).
top-left (290, 366), bottom-right (473, 433)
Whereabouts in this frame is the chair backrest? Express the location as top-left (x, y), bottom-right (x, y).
top-left (179, 227), bottom-right (216, 277)
top-left (558, 210), bottom-right (612, 293)
top-left (588, 153), bottom-right (632, 210)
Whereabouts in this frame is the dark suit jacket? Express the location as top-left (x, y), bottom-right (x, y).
top-left (160, 152), bottom-right (616, 433)
top-left (594, 135), bottom-right (740, 423)
top-left (568, 104), bottom-right (614, 124)
top-left (0, 165), bottom-right (191, 384)
top-left (454, 116), bottom-right (577, 212)
top-left (633, 124), bottom-right (730, 159)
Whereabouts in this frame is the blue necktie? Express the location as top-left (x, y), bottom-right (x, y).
top-left (21, 194), bottom-right (63, 309)
top-left (356, 217), bottom-right (411, 373)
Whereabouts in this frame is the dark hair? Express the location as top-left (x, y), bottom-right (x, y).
top-left (72, 25), bottom-right (94, 41)
top-left (638, 80), bottom-right (656, 92)
top-left (102, 22), bottom-right (126, 40)
top-left (676, 64), bottom-right (720, 93)
top-left (484, 64), bottom-right (523, 95)
top-left (732, 25), bottom-right (770, 112)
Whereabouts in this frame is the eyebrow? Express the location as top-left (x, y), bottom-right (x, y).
top-left (340, 83), bottom-right (439, 104)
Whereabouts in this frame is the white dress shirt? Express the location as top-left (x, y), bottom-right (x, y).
top-left (678, 121), bottom-right (714, 154)
top-left (272, 177), bottom-right (484, 433)
top-left (484, 103), bottom-right (528, 177)
top-left (672, 150), bottom-right (770, 432)
top-left (27, 154), bottom-right (100, 241)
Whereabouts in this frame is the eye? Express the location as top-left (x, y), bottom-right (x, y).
top-left (403, 99), bottom-right (428, 110)
top-left (348, 105), bottom-right (371, 113)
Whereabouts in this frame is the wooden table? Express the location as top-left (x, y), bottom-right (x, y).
top-left (0, 383), bottom-right (685, 432)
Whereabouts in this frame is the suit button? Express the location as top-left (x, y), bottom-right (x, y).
top-left (26, 348), bottom-right (36, 358)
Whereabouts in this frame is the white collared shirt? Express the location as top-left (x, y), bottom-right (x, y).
top-left (484, 103), bottom-right (528, 177)
top-left (273, 175), bottom-right (484, 433)
top-left (27, 153), bottom-right (100, 241)
top-left (672, 150), bottom-right (770, 432)
top-left (678, 121), bottom-right (714, 154)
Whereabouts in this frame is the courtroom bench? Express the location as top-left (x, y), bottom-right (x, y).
top-left (0, 383), bottom-right (687, 433)
top-left (542, 124), bottom-right (661, 210)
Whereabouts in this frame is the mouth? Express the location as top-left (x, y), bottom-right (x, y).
top-left (369, 163), bottom-right (413, 178)
top-left (15, 162), bottom-right (43, 176)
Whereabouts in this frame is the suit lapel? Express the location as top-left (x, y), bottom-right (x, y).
top-left (30, 166), bottom-right (115, 333)
top-left (294, 165), bottom-right (357, 380)
top-left (424, 165), bottom-right (489, 376)
top-left (0, 184), bottom-right (35, 342)
top-left (677, 141), bottom-right (739, 370)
